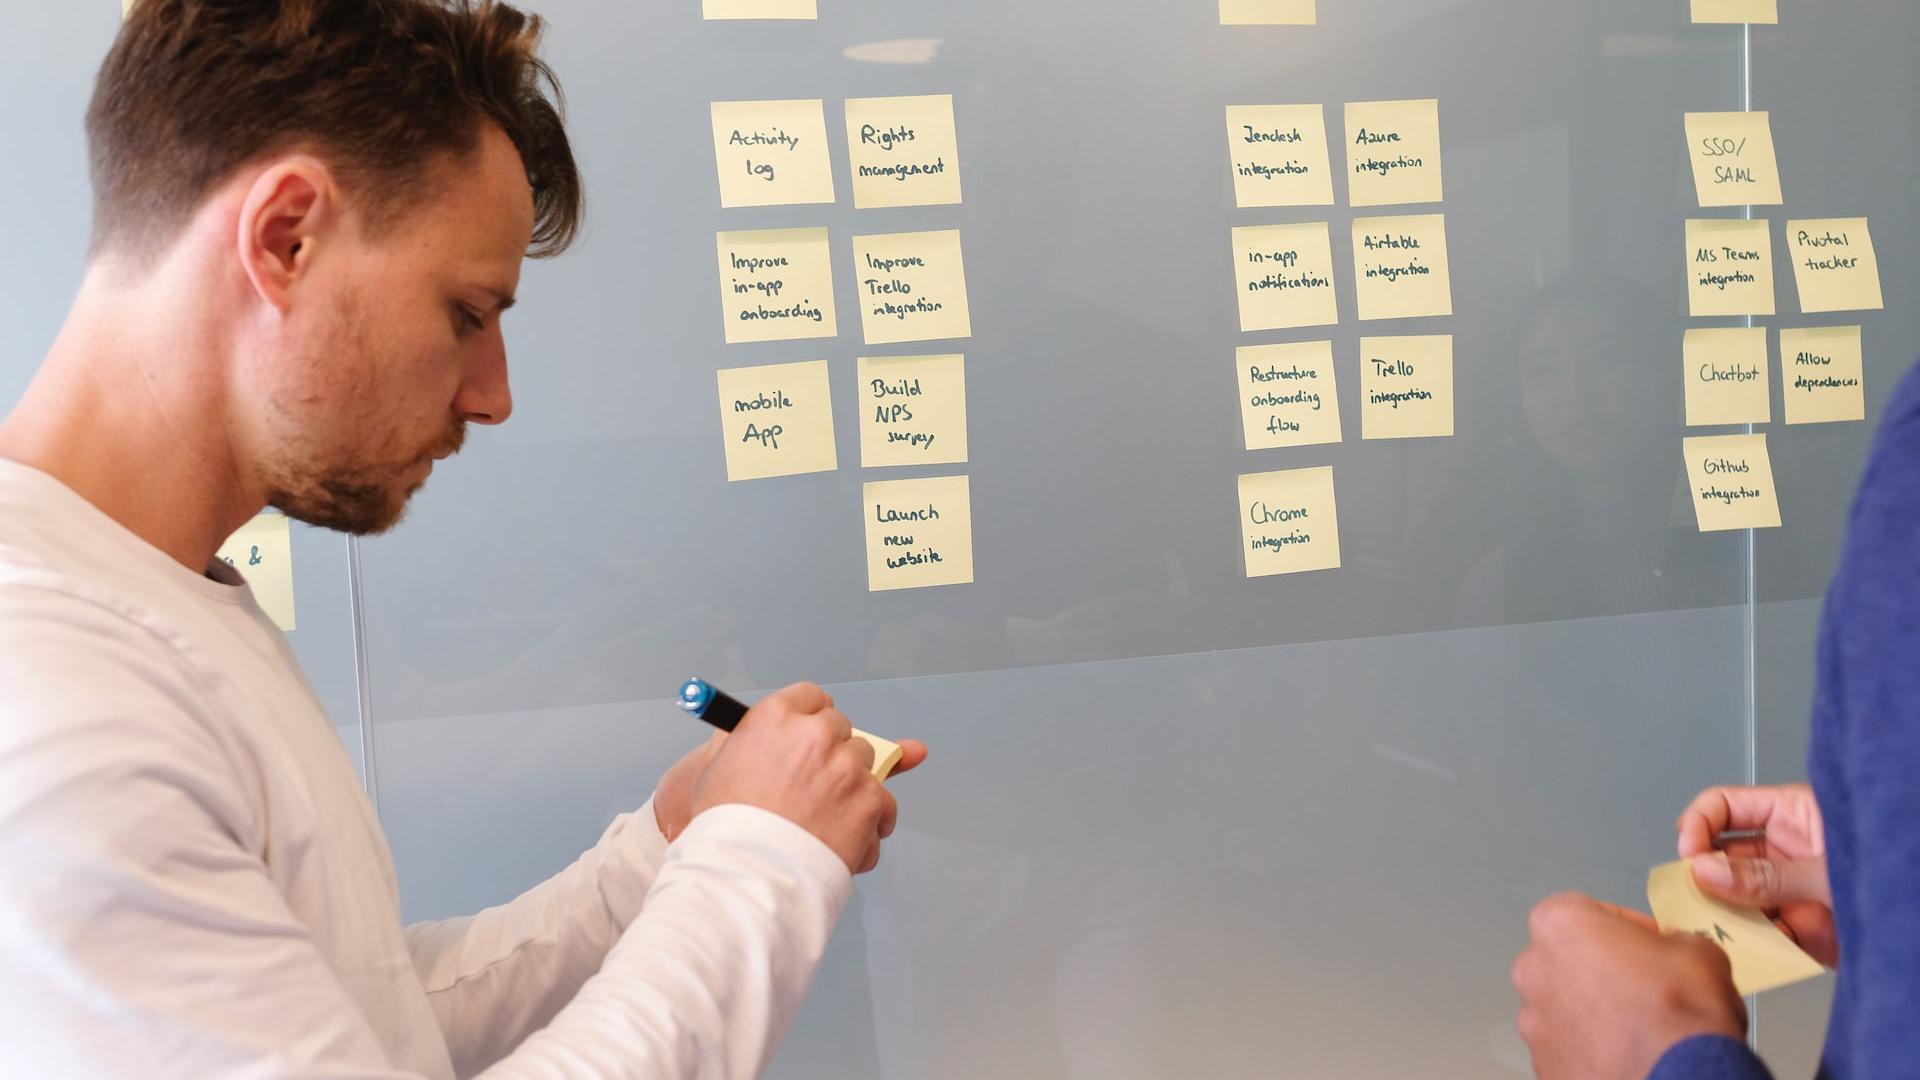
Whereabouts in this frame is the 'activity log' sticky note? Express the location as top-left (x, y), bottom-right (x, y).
top-left (1686, 218), bottom-right (1776, 317)
top-left (1238, 466), bottom-right (1341, 578)
top-left (1683, 433), bottom-right (1781, 531)
top-left (715, 360), bottom-right (838, 482)
top-left (852, 230), bottom-right (972, 345)
top-left (1352, 214), bottom-right (1453, 321)
top-left (1684, 111), bottom-right (1784, 207)
top-left (218, 514), bottom-right (296, 632)
top-left (1238, 341), bottom-right (1341, 450)
top-left (1648, 860), bottom-right (1825, 995)
top-left (857, 354), bottom-right (968, 467)
top-left (1344, 99), bottom-right (1443, 208)
top-left (1231, 222), bottom-right (1339, 332)
top-left (1360, 335), bottom-right (1454, 439)
top-left (714, 227), bottom-right (837, 344)
top-left (1220, 0), bottom-right (1315, 25)
top-left (864, 475), bottom-right (974, 591)
top-left (1691, 0), bottom-right (1778, 24)
top-left (1683, 327), bottom-right (1771, 427)
top-left (1781, 325), bottom-right (1866, 426)
top-left (1225, 104), bottom-right (1334, 208)
top-left (844, 94), bottom-right (962, 209)
top-left (710, 99), bottom-right (835, 208)
top-left (1786, 218), bottom-right (1883, 314)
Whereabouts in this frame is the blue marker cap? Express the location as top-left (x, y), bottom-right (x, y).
top-left (677, 676), bottom-right (716, 718)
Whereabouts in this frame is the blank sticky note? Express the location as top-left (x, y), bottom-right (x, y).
top-left (1648, 860), bottom-right (1824, 995)
top-left (1225, 104), bottom-right (1334, 208)
top-left (1360, 335), bottom-right (1454, 440)
top-left (1239, 467), bottom-right (1341, 578)
top-left (852, 230), bottom-right (972, 345)
top-left (704, 0), bottom-right (817, 18)
top-left (714, 227), bottom-right (837, 345)
top-left (864, 475), bottom-right (974, 592)
top-left (853, 729), bottom-right (906, 780)
top-left (715, 360), bottom-right (838, 482)
top-left (1782, 325), bottom-right (1866, 425)
top-left (1684, 112), bottom-right (1784, 207)
top-left (1220, 0), bottom-right (1316, 25)
top-left (1231, 222), bottom-right (1339, 332)
top-left (218, 514), bottom-right (296, 632)
top-left (1352, 214), bottom-right (1453, 321)
top-left (710, 99), bottom-right (834, 209)
top-left (1683, 433), bottom-right (1782, 531)
top-left (1238, 341), bottom-right (1341, 450)
top-left (845, 94), bottom-right (962, 209)
top-left (1684, 327), bottom-right (1771, 426)
top-left (1691, 0), bottom-right (1778, 24)
top-left (858, 354), bottom-right (968, 467)
top-left (1786, 218), bottom-right (1883, 314)
top-left (1344, 99), bottom-right (1444, 208)
top-left (1686, 218), bottom-right (1776, 317)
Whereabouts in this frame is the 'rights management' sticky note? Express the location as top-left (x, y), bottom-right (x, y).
top-left (1220, 0), bottom-right (1316, 25)
top-left (1683, 433), bottom-right (1781, 532)
top-left (1225, 104), bottom-right (1334, 208)
top-left (1344, 99), bottom-right (1443, 208)
top-left (1787, 218), bottom-right (1883, 314)
top-left (1691, 0), bottom-right (1778, 24)
top-left (1683, 327), bottom-right (1771, 426)
top-left (1352, 214), bottom-right (1453, 321)
top-left (218, 514), bottom-right (296, 632)
top-left (857, 354), bottom-right (969, 467)
top-left (703, 0), bottom-right (816, 18)
top-left (714, 227), bottom-right (837, 345)
top-left (864, 475), bottom-right (974, 591)
top-left (715, 360), bottom-right (837, 482)
top-left (1687, 218), bottom-right (1775, 317)
top-left (1782, 325), bottom-right (1866, 425)
top-left (1231, 222), bottom-right (1339, 332)
top-left (1648, 860), bottom-right (1824, 995)
top-left (852, 230), bottom-right (972, 345)
top-left (1238, 341), bottom-right (1341, 450)
top-left (710, 99), bottom-right (834, 208)
top-left (1239, 467), bottom-right (1341, 578)
top-left (1684, 112), bottom-right (1784, 207)
top-left (1360, 335), bottom-right (1454, 440)
top-left (845, 94), bottom-right (962, 209)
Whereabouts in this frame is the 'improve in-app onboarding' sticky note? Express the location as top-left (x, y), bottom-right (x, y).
top-left (714, 227), bottom-right (837, 344)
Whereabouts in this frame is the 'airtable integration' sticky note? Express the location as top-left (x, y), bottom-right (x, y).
top-left (709, 98), bottom-right (835, 208)
top-left (1360, 335), bottom-right (1454, 439)
top-left (864, 475), bottom-right (974, 592)
top-left (1682, 433), bottom-right (1781, 532)
top-left (852, 230), bottom-right (972, 345)
top-left (1683, 327), bottom-right (1771, 426)
top-left (1219, 0), bottom-right (1316, 25)
top-left (1352, 214), bottom-right (1453, 321)
top-left (1231, 222), bottom-right (1339, 332)
top-left (714, 227), bottom-right (837, 344)
top-left (703, 0), bottom-right (816, 18)
top-left (218, 514), bottom-right (296, 632)
top-left (1224, 104), bottom-right (1334, 208)
top-left (1238, 466), bottom-right (1341, 578)
top-left (1691, 0), bottom-right (1778, 24)
top-left (857, 354), bottom-right (969, 467)
top-left (1684, 111), bottom-right (1784, 207)
top-left (1238, 341), bottom-right (1341, 450)
top-left (1648, 860), bottom-right (1825, 995)
top-left (844, 94), bottom-right (963, 209)
top-left (1786, 218), bottom-right (1883, 314)
top-left (715, 360), bottom-right (838, 482)
top-left (1781, 325), bottom-right (1866, 426)
top-left (1344, 99), bottom-right (1443, 208)
top-left (1686, 218), bottom-right (1776, 317)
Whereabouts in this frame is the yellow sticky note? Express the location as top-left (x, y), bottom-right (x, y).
top-left (1684, 112), bottom-right (1783, 208)
top-left (1683, 327), bottom-right (1771, 426)
top-left (715, 360), bottom-right (838, 482)
top-left (1360, 335), bottom-right (1454, 440)
top-left (1344, 99), bottom-right (1444, 208)
top-left (1352, 214), bottom-right (1453, 321)
top-left (1231, 222), bottom-right (1339, 332)
top-left (714, 227), bottom-right (837, 345)
top-left (1238, 341), bottom-right (1342, 450)
top-left (1239, 467), bottom-right (1340, 578)
top-left (1683, 433), bottom-right (1782, 531)
top-left (864, 475), bottom-right (974, 592)
top-left (1786, 218), bottom-right (1883, 314)
top-left (1686, 218), bottom-right (1776, 317)
top-left (845, 95), bottom-right (962, 209)
top-left (1691, 0), bottom-right (1778, 24)
top-left (857, 354), bottom-right (968, 467)
top-left (1225, 105), bottom-right (1334, 208)
top-left (1648, 860), bottom-right (1824, 995)
top-left (217, 515), bottom-right (296, 632)
top-left (703, 0), bottom-right (817, 18)
top-left (1219, 0), bottom-right (1315, 25)
top-left (853, 729), bottom-right (905, 780)
top-left (852, 230), bottom-right (972, 345)
top-left (709, 99), bottom-right (835, 209)
top-left (1782, 325), bottom-right (1866, 426)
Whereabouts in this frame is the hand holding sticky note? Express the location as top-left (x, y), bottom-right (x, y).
top-left (677, 677), bottom-right (906, 780)
top-left (1647, 860), bottom-right (1827, 995)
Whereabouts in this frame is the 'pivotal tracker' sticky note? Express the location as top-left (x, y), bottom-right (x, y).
top-left (857, 354), bottom-right (969, 467)
top-left (1648, 860), bottom-right (1825, 995)
top-left (1238, 466), bottom-right (1341, 578)
top-left (1683, 433), bottom-right (1781, 532)
top-left (714, 227), bottom-right (837, 345)
top-left (715, 360), bottom-right (838, 482)
top-left (1352, 214), bottom-right (1453, 321)
top-left (1684, 111), bottom-right (1784, 207)
top-left (1344, 99), bottom-right (1443, 208)
top-left (1224, 104), bottom-right (1334, 208)
top-left (1786, 218), bottom-right (1884, 314)
top-left (1219, 0), bottom-right (1315, 25)
top-left (852, 230), bottom-right (973, 345)
top-left (1781, 325), bottom-right (1866, 426)
top-left (1231, 222), bottom-right (1338, 332)
top-left (218, 514), bottom-right (296, 632)
top-left (1683, 327), bottom-right (1771, 427)
top-left (844, 94), bottom-right (963, 209)
top-left (709, 99), bottom-right (835, 208)
top-left (1686, 218), bottom-right (1776, 317)
top-left (864, 475), bottom-right (974, 591)
top-left (1238, 341), bottom-right (1341, 450)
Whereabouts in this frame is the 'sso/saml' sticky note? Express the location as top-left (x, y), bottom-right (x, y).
top-left (715, 359), bottom-right (838, 482)
top-left (1686, 218), bottom-right (1775, 317)
top-left (714, 227), bottom-right (837, 344)
top-left (1682, 433), bottom-right (1781, 532)
top-left (218, 514), bottom-right (296, 632)
top-left (1238, 467), bottom-right (1341, 578)
top-left (1684, 111), bottom-right (1784, 207)
top-left (710, 99), bottom-right (835, 208)
top-left (1224, 104), bottom-right (1334, 208)
top-left (1648, 860), bottom-right (1825, 995)
top-left (864, 475), bottom-right (974, 592)
top-left (1683, 327), bottom-right (1770, 427)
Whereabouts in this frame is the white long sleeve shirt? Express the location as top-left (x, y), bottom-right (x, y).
top-left (0, 458), bottom-right (851, 1078)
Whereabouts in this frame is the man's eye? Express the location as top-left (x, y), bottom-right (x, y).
top-left (454, 305), bottom-right (486, 335)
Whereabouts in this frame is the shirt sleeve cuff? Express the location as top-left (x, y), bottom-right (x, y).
top-left (1648, 1034), bottom-right (1772, 1080)
top-left (675, 803), bottom-right (853, 911)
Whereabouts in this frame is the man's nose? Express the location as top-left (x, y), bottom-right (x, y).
top-left (454, 333), bottom-right (512, 426)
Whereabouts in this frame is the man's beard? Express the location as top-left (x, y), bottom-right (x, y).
top-left (266, 419), bottom-right (466, 536)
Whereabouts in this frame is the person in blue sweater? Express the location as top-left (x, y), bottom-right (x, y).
top-left (1512, 356), bottom-right (1920, 1079)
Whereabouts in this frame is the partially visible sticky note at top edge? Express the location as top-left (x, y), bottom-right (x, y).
top-left (1220, 0), bottom-right (1316, 25)
top-left (853, 729), bottom-right (905, 780)
top-left (217, 514), bottom-right (296, 632)
top-left (1648, 859), bottom-right (1825, 995)
top-left (1691, 0), bottom-right (1779, 25)
top-left (703, 0), bottom-right (818, 19)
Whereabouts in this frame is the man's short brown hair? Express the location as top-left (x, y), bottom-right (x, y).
top-left (90, 0), bottom-right (582, 262)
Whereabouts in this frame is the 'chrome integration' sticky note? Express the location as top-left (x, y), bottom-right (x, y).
top-left (1238, 466), bottom-right (1341, 578)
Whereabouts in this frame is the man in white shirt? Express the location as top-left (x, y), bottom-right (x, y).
top-left (0, 1), bottom-right (926, 1076)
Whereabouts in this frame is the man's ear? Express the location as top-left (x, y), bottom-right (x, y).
top-left (235, 157), bottom-right (338, 313)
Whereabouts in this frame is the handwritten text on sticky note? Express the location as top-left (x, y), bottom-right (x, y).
top-left (1231, 222), bottom-right (1339, 332)
top-left (864, 475), bottom-right (975, 592)
top-left (1685, 112), bottom-right (1783, 207)
top-left (1787, 218), bottom-right (1883, 314)
top-left (1782, 325), bottom-right (1866, 426)
top-left (1238, 341), bottom-right (1342, 450)
top-left (1360, 335), bottom-right (1454, 440)
top-left (714, 227), bottom-right (837, 345)
top-left (1648, 860), bottom-right (1824, 995)
top-left (715, 359), bottom-right (838, 482)
top-left (710, 99), bottom-right (835, 209)
top-left (845, 94), bottom-right (962, 209)
top-left (1683, 327), bottom-right (1771, 427)
top-left (218, 514), bottom-right (296, 632)
top-left (858, 354), bottom-right (969, 467)
top-left (1352, 214), bottom-right (1453, 321)
top-left (1225, 104), bottom-right (1334, 208)
top-left (1239, 466), bottom-right (1341, 578)
top-left (1683, 433), bottom-right (1782, 532)
top-left (1344, 99), bottom-right (1444, 208)
top-left (1687, 218), bottom-right (1776, 317)
top-left (853, 230), bottom-right (972, 345)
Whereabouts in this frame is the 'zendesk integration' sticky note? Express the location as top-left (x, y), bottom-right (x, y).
top-left (1224, 104), bottom-right (1334, 208)
top-left (714, 227), bottom-right (837, 344)
top-left (1239, 467), bottom-right (1341, 578)
top-left (1691, 0), bottom-right (1778, 24)
top-left (703, 0), bottom-right (816, 18)
top-left (1687, 218), bottom-right (1776, 317)
top-left (1684, 111), bottom-right (1783, 207)
top-left (1344, 99), bottom-right (1443, 208)
top-left (1231, 222), bottom-right (1338, 332)
top-left (218, 514), bottom-right (296, 632)
top-left (1238, 341), bottom-right (1341, 450)
top-left (1683, 433), bottom-right (1782, 531)
top-left (857, 354), bottom-right (968, 467)
top-left (715, 359), bottom-right (838, 482)
top-left (845, 94), bottom-right (962, 209)
top-left (1360, 335), bottom-right (1453, 439)
top-left (1786, 218), bottom-right (1883, 314)
top-left (1219, 0), bottom-right (1316, 25)
top-left (1683, 327), bottom-right (1771, 426)
top-left (852, 230), bottom-right (972, 345)
top-left (1352, 214), bottom-right (1453, 321)
top-left (1782, 325), bottom-right (1866, 425)
top-left (1648, 860), bottom-right (1825, 995)
top-left (710, 99), bottom-right (835, 208)
top-left (864, 474), bottom-right (974, 591)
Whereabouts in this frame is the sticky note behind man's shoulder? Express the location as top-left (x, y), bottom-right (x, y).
top-left (1647, 859), bottom-right (1825, 995)
top-left (217, 514), bottom-right (296, 632)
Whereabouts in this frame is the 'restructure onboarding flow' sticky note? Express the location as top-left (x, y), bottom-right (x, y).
top-left (864, 475), bottom-right (974, 591)
top-left (857, 354), bottom-right (969, 467)
top-left (1231, 222), bottom-right (1339, 332)
top-left (218, 514), bottom-right (296, 632)
top-left (852, 230), bottom-right (973, 345)
top-left (844, 94), bottom-right (963, 209)
top-left (1238, 467), bottom-right (1341, 578)
top-left (703, 0), bottom-right (817, 18)
top-left (709, 99), bottom-right (835, 209)
top-left (1648, 860), bottom-right (1825, 995)
top-left (1684, 112), bottom-right (1784, 207)
top-left (715, 360), bottom-right (838, 482)
top-left (1224, 104), bottom-right (1334, 208)
top-left (1686, 218), bottom-right (1776, 317)
top-left (714, 227), bottom-right (837, 344)
top-left (1238, 341), bottom-right (1341, 450)
top-left (1683, 433), bottom-right (1782, 532)
top-left (1690, 0), bottom-right (1778, 24)
top-left (1786, 218), bottom-right (1883, 314)
top-left (1352, 214), bottom-right (1453, 321)
top-left (1683, 327), bottom-right (1771, 426)
top-left (1360, 335), bottom-right (1454, 440)
top-left (1219, 0), bottom-right (1316, 26)
top-left (1781, 325), bottom-right (1866, 425)
top-left (1344, 99), bottom-right (1443, 208)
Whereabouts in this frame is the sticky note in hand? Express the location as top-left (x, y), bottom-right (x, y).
top-left (853, 729), bottom-right (905, 780)
top-left (1647, 859), bottom-right (1826, 995)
